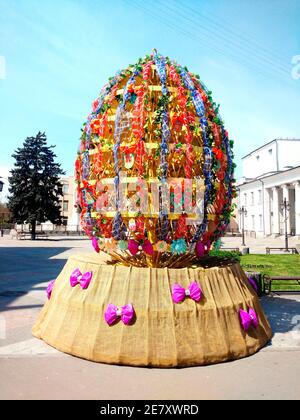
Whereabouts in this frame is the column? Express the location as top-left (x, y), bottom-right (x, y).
top-left (282, 184), bottom-right (291, 234)
top-left (272, 186), bottom-right (280, 236)
top-left (294, 181), bottom-right (300, 237)
top-left (264, 188), bottom-right (272, 235)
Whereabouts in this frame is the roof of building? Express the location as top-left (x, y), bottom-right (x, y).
top-left (242, 138), bottom-right (300, 159)
top-left (237, 164), bottom-right (300, 187)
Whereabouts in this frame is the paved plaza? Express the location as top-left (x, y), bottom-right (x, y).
top-left (0, 235), bottom-right (300, 400)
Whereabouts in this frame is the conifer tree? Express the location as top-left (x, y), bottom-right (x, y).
top-left (8, 132), bottom-right (65, 239)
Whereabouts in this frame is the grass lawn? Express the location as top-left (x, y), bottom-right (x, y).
top-left (241, 254), bottom-right (300, 291)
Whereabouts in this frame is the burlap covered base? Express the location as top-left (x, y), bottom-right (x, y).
top-left (32, 253), bottom-right (272, 367)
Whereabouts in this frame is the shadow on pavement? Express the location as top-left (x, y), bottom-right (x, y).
top-left (1, 246), bottom-right (299, 340)
top-left (16, 237), bottom-right (89, 241)
top-left (262, 295), bottom-right (300, 334)
top-left (0, 247), bottom-right (70, 311)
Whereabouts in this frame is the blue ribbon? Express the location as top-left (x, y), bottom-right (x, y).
top-left (153, 51), bottom-right (171, 240)
top-left (81, 70), bottom-right (123, 197)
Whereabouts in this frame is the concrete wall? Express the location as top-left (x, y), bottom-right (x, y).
top-left (242, 142), bottom-right (277, 178)
top-left (278, 140), bottom-right (300, 171)
top-left (242, 139), bottom-right (300, 179)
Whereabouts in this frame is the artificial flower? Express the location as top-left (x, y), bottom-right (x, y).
top-left (195, 239), bottom-right (211, 257)
top-left (174, 214), bottom-right (188, 239)
top-left (195, 241), bottom-right (205, 257)
top-left (171, 238), bottom-right (187, 255)
top-left (105, 238), bottom-right (117, 252)
top-left (212, 147), bottom-right (223, 160)
top-left (90, 118), bottom-right (101, 134)
top-left (118, 240), bottom-right (128, 251)
top-left (98, 237), bottom-right (106, 249)
top-left (128, 219), bottom-right (136, 231)
top-left (156, 240), bottom-right (168, 253)
top-left (127, 83), bottom-right (135, 93)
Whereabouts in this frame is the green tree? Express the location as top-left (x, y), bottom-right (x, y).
top-left (8, 132), bottom-right (65, 239)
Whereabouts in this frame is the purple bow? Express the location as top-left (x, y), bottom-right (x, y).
top-left (247, 276), bottom-right (258, 293)
top-left (46, 280), bottom-right (55, 300)
top-left (104, 303), bottom-right (134, 326)
top-left (172, 282), bottom-right (202, 303)
top-left (70, 268), bottom-right (92, 289)
top-left (239, 308), bottom-right (259, 331)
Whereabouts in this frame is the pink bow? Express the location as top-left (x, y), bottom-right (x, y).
top-left (104, 303), bottom-right (135, 326)
top-left (247, 276), bottom-right (258, 293)
top-left (70, 268), bottom-right (92, 289)
top-left (46, 280), bottom-right (55, 300)
top-left (172, 282), bottom-right (202, 303)
top-left (239, 308), bottom-right (259, 331)
top-left (128, 239), bottom-right (153, 256)
top-left (92, 237), bottom-right (100, 253)
top-left (195, 240), bottom-right (211, 257)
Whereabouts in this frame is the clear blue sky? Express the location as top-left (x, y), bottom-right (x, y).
top-left (0, 0), bottom-right (299, 186)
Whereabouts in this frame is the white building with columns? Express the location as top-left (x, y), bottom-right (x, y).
top-left (237, 138), bottom-right (300, 238)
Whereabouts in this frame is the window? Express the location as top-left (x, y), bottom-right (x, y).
top-left (63, 184), bottom-right (69, 194)
top-left (251, 215), bottom-right (255, 230)
top-left (268, 148), bottom-right (272, 155)
top-left (258, 189), bottom-right (262, 204)
top-left (244, 193), bottom-right (247, 206)
top-left (259, 214), bottom-right (263, 230)
top-left (256, 155), bottom-right (260, 160)
top-left (62, 217), bottom-right (68, 226)
top-left (63, 201), bottom-right (69, 212)
top-left (251, 192), bottom-right (254, 205)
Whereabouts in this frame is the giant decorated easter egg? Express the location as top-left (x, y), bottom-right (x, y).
top-left (75, 50), bottom-right (235, 267)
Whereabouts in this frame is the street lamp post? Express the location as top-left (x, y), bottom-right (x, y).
top-left (238, 206), bottom-right (247, 247)
top-left (0, 176), bottom-right (7, 237)
top-left (281, 198), bottom-right (290, 252)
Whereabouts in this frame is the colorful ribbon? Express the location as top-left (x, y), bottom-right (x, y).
top-left (177, 67), bottom-right (211, 244)
top-left (112, 66), bottom-right (140, 240)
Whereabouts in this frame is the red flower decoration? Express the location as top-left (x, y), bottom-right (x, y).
top-left (174, 214), bottom-right (188, 239)
top-left (212, 147), bottom-right (223, 160)
top-left (90, 118), bottom-right (101, 134)
top-left (127, 84), bottom-right (135, 93)
top-left (92, 99), bottom-right (99, 112)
